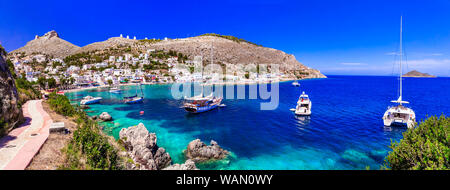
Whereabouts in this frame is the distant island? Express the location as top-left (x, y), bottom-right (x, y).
top-left (402, 70), bottom-right (436, 78)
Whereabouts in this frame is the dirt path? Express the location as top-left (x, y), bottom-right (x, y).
top-left (26, 101), bottom-right (77, 170)
top-left (0, 100), bottom-right (52, 170)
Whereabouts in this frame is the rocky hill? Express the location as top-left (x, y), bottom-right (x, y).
top-left (10, 31), bottom-right (80, 58)
top-left (402, 70), bottom-right (436, 78)
top-left (74, 37), bottom-right (137, 54)
top-left (0, 45), bottom-right (23, 137)
top-left (144, 35), bottom-right (325, 78)
top-left (10, 31), bottom-right (326, 79)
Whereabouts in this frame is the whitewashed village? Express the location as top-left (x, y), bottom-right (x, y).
top-left (8, 34), bottom-right (291, 91)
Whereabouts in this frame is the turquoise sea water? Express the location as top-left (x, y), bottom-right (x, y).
top-left (65, 76), bottom-right (450, 170)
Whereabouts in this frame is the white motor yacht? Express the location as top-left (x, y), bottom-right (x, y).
top-left (295, 91), bottom-right (311, 116)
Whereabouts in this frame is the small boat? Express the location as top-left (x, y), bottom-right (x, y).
top-left (292, 80), bottom-right (300, 87)
top-left (182, 43), bottom-right (223, 113)
top-left (123, 84), bottom-right (144, 104)
top-left (183, 93), bottom-right (223, 113)
top-left (294, 91), bottom-right (311, 116)
top-left (109, 87), bottom-right (122, 94)
top-left (123, 95), bottom-right (143, 104)
top-left (382, 16), bottom-right (416, 129)
top-left (80, 96), bottom-right (102, 105)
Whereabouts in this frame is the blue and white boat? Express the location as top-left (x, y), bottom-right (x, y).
top-left (183, 93), bottom-right (223, 113)
top-left (123, 84), bottom-right (144, 104)
top-left (182, 43), bottom-right (223, 113)
top-left (124, 95), bottom-right (144, 104)
top-left (80, 96), bottom-right (102, 105)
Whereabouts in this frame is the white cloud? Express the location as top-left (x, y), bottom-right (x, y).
top-left (320, 59), bottom-right (450, 76)
top-left (340, 62), bottom-right (367, 66)
top-left (406, 59), bottom-right (450, 68)
top-left (401, 59), bottom-right (450, 76)
top-left (385, 52), bottom-right (401, 56)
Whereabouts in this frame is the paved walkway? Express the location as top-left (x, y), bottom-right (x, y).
top-left (0, 100), bottom-right (53, 170)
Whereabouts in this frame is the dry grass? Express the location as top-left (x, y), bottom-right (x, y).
top-left (26, 101), bottom-right (77, 170)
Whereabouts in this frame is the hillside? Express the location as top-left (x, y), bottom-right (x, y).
top-left (402, 70), bottom-right (436, 78)
top-left (10, 31), bottom-right (80, 58)
top-left (10, 31), bottom-right (326, 79)
top-left (142, 35), bottom-right (325, 78)
top-left (74, 37), bottom-right (138, 54)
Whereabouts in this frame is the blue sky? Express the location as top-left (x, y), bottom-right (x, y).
top-left (1, 0), bottom-right (449, 76)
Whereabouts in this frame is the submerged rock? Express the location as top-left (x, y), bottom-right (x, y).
top-left (185, 139), bottom-right (230, 162)
top-left (99, 112), bottom-right (112, 121)
top-left (119, 123), bottom-right (172, 170)
top-left (163, 159), bottom-right (198, 170)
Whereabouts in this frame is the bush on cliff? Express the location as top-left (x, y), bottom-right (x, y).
top-left (0, 44), bottom-right (6, 56)
top-left (385, 115), bottom-right (449, 170)
top-left (15, 77), bottom-right (41, 106)
top-left (63, 113), bottom-right (119, 170)
top-left (58, 110), bottom-right (121, 170)
top-left (6, 59), bottom-right (40, 104)
top-left (46, 95), bottom-right (122, 170)
top-left (47, 92), bottom-right (76, 117)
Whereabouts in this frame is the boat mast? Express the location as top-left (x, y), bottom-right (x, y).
top-left (135, 84), bottom-right (138, 96)
top-left (399, 16), bottom-right (403, 105)
top-left (200, 45), bottom-right (205, 97)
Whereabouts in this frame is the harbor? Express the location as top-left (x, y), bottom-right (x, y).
top-left (65, 76), bottom-right (450, 169)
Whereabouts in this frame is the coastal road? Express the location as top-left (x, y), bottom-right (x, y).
top-left (0, 100), bottom-right (53, 170)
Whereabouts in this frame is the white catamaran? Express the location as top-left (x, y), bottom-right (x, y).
top-left (382, 16), bottom-right (416, 129)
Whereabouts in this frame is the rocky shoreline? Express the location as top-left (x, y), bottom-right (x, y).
top-left (185, 139), bottom-right (230, 163)
top-left (119, 123), bottom-right (172, 170)
top-left (118, 123), bottom-right (230, 170)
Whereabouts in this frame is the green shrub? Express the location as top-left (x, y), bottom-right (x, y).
top-left (71, 114), bottom-right (119, 170)
top-left (0, 119), bottom-right (7, 138)
top-left (385, 115), bottom-right (449, 170)
top-left (0, 44), bottom-right (6, 56)
top-left (48, 92), bottom-right (76, 116)
top-left (60, 112), bottom-right (121, 170)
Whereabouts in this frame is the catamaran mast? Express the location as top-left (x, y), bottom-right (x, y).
top-left (399, 16), bottom-right (403, 104)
